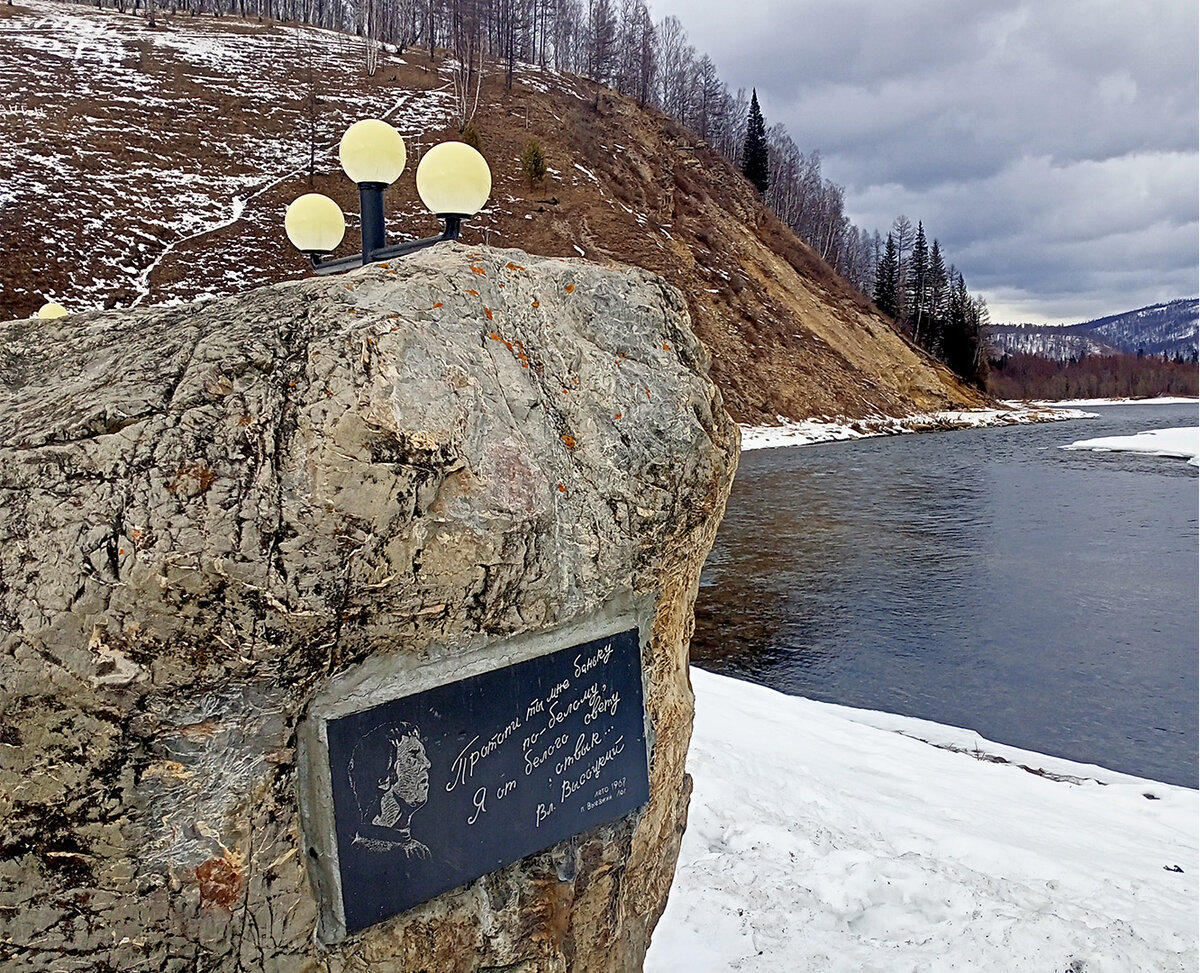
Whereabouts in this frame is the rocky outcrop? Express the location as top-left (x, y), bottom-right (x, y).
top-left (0, 245), bottom-right (738, 971)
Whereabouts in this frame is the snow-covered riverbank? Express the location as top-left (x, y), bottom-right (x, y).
top-left (739, 407), bottom-right (1097, 452)
top-left (646, 669), bottom-right (1198, 973)
top-left (1023, 396), bottom-right (1199, 408)
top-left (1063, 426), bottom-right (1200, 466)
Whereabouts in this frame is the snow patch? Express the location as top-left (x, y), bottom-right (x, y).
top-left (739, 407), bottom-right (1098, 452)
top-left (646, 669), bottom-right (1199, 973)
top-left (1018, 396), bottom-right (1199, 407)
top-left (1061, 426), bottom-right (1200, 466)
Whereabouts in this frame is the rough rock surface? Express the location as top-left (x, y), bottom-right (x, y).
top-left (0, 245), bottom-right (738, 971)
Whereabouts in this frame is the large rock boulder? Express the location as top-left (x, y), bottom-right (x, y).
top-left (0, 245), bottom-right (738, 971)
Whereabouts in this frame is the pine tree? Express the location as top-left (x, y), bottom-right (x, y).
top-left (926, 239), bottom-right (949, 357)
top-left (874, 233), bottom-right (899, 319)
top-left (908, 220), bottom-right (929, 346)
top-left (520, 139), bottom-right (547, 190)
top-left (943, 274), bottom-right (987, 388)
top-left (741, 89), bottom-right (769, 195)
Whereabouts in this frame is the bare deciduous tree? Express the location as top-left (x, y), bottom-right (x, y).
top-left (449, 0), bottom-right (485, 130)
top-left (585, 0), bottom-right (615, 105)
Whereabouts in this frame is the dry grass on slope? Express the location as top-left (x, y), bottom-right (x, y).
top-left (0, 0), bottom-right (987, 422)
top-left (458, 84), bottom-right (990, 422)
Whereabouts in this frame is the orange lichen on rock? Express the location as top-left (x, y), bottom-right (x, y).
top-left (561, 435), bottom-right (576, 449)
top-left (170, 462), bottom-right (216, 496)
top-left (564, 282), bottom-right (575, 293)
top-left (196, 854), bottom-right (244, 912)
top-left (466, 289), bottom-right (479, 298)
top-left (486, 332), bottom-right (536, 370)
top-left (470, 266), bottom-right (486, 275)
top-left (506, 262), bottom-right (526, 271)
top-left (485, 307), bottom-right (493, 320)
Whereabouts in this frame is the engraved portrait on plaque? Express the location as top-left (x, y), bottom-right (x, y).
top-left (347, 723), bottom-right (431, 858)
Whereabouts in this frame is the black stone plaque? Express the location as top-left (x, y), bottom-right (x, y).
top-left (324, 627), bottom-right (650, 933)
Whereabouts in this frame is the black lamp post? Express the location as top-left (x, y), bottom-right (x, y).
top-left (285, 120), bottom-right (492, 275)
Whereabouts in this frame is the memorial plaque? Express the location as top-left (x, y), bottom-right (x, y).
top-left (319, 627), bottom-right (650, 934)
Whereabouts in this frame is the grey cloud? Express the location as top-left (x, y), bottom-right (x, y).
top-left (859, 152), bottom-right (1199, 242)
top-left (848, 150), bottom-right (1198, 320)
top-left (650, 0), bottom-right (1198, 321)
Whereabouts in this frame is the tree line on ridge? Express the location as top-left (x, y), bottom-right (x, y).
top-left (987, 351), bottom-right (1199, 401)
top-left (869, 216), bottom-right (990, 388)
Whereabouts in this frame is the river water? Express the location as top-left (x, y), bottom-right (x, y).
top-left (692, 403), bottom-right (1199, 788)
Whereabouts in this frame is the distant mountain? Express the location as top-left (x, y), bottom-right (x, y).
top-left (986, 328), bottom-right (1117, 360)
top-left (989, 299), bottom-right (1199, 360)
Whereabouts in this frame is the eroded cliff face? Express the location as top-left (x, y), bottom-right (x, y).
top-left (0, 245), bottom-right (738, 971)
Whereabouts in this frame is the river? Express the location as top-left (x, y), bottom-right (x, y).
top-left (693, 403), bottom-right (1199, 788)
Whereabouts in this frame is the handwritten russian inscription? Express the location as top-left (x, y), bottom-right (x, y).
top-left (324, 628), bottom-right (649, 934)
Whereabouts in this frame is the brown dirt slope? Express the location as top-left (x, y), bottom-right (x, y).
top-left (0, 0), bottom-right (988, 422)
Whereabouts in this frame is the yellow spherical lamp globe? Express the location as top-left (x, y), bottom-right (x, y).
top-left (285, 193), bottom-right (346, 254)
top-left (338, 119), bottom-right (407, 186)
top-left (37, 302), bottom-right (69, 319)
top-left (416, 141), bottom-right (492, 217)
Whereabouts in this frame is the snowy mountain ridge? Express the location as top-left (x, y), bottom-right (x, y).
top-left (989, 298), bottom-right (1199, 360)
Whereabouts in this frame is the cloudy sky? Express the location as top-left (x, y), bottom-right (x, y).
top-left (649, 0), bottom-right (1198, 324)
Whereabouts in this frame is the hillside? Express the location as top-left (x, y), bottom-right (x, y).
top-left (989, 299), bottom-right (1199, 362)
top-left (0, 0), bottom-right (989, 423)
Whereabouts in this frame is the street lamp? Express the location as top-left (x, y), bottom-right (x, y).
top-left (285, 119), bottom-right (492, 275)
